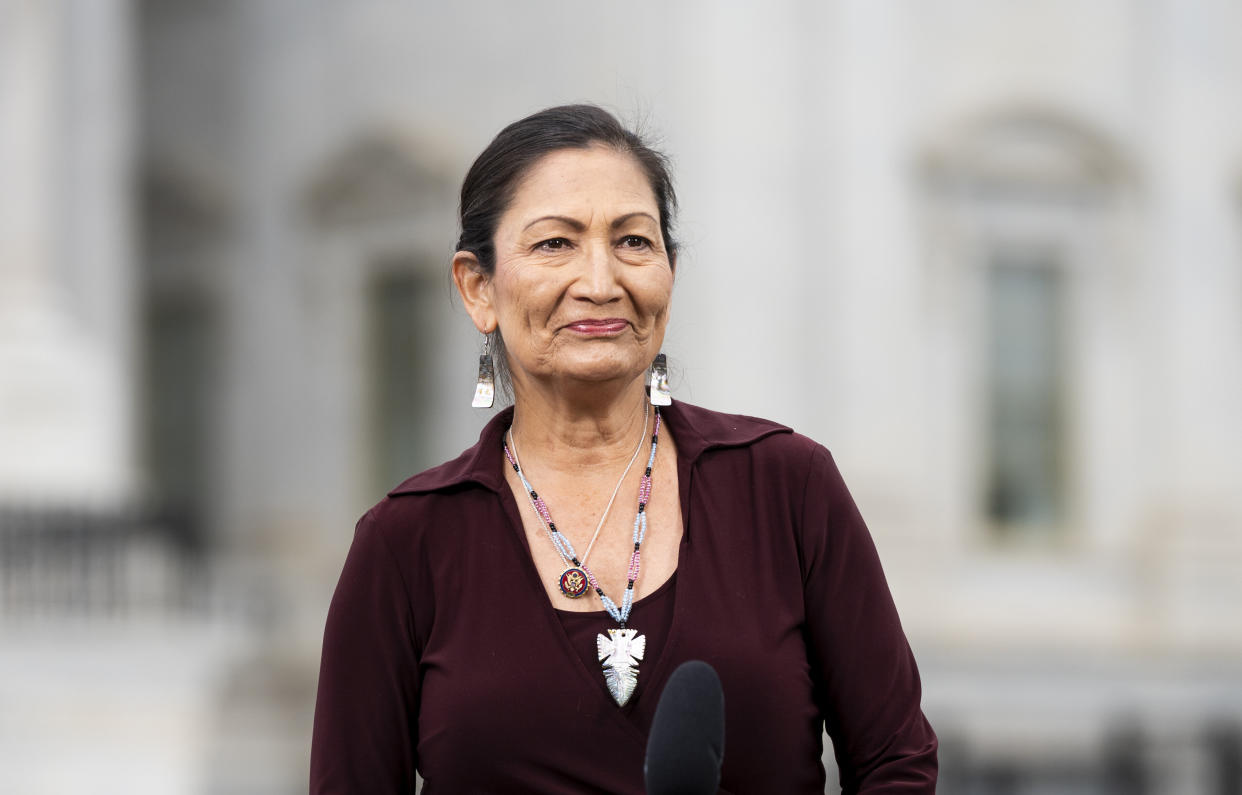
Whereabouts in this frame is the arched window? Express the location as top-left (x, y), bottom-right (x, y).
top-left (141, 162), bottom-right (229, 549)
top-left (921, 109), bottom-right (1133, 544)
top-left (304, 132), bottom-right (464, 501)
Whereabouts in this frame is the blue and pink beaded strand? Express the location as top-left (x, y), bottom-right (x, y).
top-left (503, 408), bottom-right (661, 627)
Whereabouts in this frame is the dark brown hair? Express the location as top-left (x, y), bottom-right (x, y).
top-left (455, 104), bottom-right (679, 273)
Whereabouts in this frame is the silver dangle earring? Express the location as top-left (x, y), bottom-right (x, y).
top-left (648, 353), bottom-right (671, 406)
top-left (472, 335), bottom-right (495, 408)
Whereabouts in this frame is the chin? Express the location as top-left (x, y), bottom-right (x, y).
top-left (557, 352), bottom-right (647, 385)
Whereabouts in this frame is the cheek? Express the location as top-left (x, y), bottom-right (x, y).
top-left (494, 275), bottom-right (560, 329)
top-left (637, 274), bottom-right (674, 318)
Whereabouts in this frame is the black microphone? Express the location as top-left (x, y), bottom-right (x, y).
top-left (644, 660), bottom-right (725, 795)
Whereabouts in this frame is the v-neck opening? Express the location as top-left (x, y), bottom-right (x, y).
top-left (493, 437), bottom-right (692, 735)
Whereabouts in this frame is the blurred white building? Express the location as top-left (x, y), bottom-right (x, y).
top-left (2, 1), bottom-right (1241, 793)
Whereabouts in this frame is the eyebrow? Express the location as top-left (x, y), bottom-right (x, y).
top-left (522, 212), bottom-right (659, 232)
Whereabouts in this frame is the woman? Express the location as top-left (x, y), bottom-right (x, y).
top-left (311, 105), bottom-right (937, 793)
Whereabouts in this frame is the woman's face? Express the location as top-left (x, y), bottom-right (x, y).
top-left (473, 145), bottom-right (674, 394)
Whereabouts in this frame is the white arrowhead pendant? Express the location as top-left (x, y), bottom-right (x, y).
top-left (596, 628), bottom-right (646, 707)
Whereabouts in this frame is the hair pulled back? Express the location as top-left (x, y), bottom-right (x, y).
top-left (455, 104), bottom-right (679, 274)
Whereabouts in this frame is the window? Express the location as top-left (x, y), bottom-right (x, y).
top-left (984, 252), bottom-right (1066, 532)
top-left (144, 292), bottom-right (215, 548)
top-left (368, 266), bottom-right (439, 492)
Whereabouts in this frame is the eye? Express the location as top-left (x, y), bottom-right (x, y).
top-left (535, 237), bottom-right (571, 252)
top-left (619, 235), bottom-right (652, 250)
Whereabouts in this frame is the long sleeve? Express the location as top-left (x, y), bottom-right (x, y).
top-left (799, 445), bottom-right (938, 793)
top-left (311, 507), bottom-right (420, 794)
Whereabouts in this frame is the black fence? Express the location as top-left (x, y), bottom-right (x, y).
top-left (934, 723), bottom-right (1242, 795)
top-left (0, 503), bottom-right (209, 619)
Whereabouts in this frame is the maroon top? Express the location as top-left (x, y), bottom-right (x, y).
top-left (310, 401), bottom-right (937, 794)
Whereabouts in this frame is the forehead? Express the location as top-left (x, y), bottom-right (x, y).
top-left (503, 145), bottom-right (658, 221)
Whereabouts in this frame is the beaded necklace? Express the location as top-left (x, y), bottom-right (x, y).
top-left (503, 407), bottom-right (662, 706)
top-left (506, 403), bottom-right (648, 596)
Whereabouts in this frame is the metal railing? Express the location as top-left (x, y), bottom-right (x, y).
top-left (0, 503), bottom-right (209, 620)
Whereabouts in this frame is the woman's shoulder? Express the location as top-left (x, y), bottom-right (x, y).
top-left (667, 400), bottom-right (828, 466)
top-left (386, 409), bottom-right (512, 499)
top-left (356, 412), bottom-right (512, 547)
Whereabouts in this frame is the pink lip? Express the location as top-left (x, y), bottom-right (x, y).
top-left (564, 318), bottom-right (630, 336)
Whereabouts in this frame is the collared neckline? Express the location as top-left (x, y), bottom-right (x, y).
top-left (387, 400), bottom-right (792, 497)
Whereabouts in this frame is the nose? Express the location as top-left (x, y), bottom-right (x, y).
top-left (570, 239), bottom-right (623, 304)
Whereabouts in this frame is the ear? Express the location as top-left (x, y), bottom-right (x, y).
top-left (452, 251), bottom-right (497, 334)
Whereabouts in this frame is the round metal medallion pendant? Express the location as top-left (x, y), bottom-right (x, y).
top-left (558, 567), bottom-right (590, 598)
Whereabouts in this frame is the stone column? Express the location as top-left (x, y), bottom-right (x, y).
top-left (0, 0), bottom-right (136, 507)
top-left (1142, 0), bottom-right (1242, 650)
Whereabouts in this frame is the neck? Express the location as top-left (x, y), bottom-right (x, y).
top-left (509, 375), bottom-right (650, 474)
